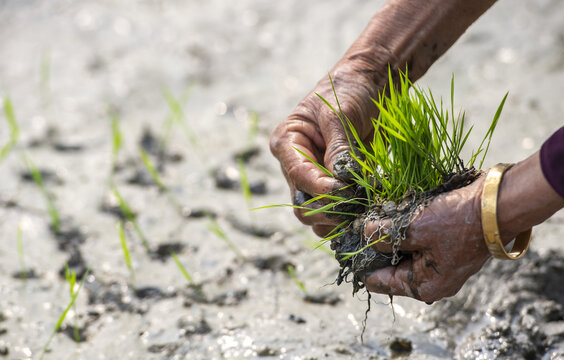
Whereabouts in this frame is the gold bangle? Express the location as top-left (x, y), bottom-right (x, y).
top-left (481, 163), bottom-right (532, 260)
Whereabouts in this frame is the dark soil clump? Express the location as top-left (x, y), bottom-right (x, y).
top-left (331, 165), bottom-right (481, 295)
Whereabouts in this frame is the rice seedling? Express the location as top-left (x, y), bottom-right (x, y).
top-left (206, 216), bottom-right (247, 262)
top-left (286, 264), bottom-right (307, 295)
top-left (111, 185), bottom-right (151, 253)
top-left (316, 70), bottom-right (505, 205)
top-left (24, 155), bottom-right (61, 234)
top-left (139, 148), bottom-right (184, 214)
top-left (64, 264), bottom-right (81, 343)
top-left (162, 87), bottom-right (198, 146)
top-left (237, 156), bottom-right (252, 207)
top-left (40, 267), bottom-right (89, 359)
top-left (118, 221), bottom-right (135, 284)
top-left (110, 110), bottom-right (123, 176)
top-left (302, 68), bottom-right (506, 293)
top-left (16, 220), bottom-right (26, 280)
top-left (170, 252), bottom-right (206, 301)
top-left (1, 97), bottom-right (20, 164)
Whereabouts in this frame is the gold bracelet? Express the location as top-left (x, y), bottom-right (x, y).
top-left (481, 163), bottom-right (532, 260)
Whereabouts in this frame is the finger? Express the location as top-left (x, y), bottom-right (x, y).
top-left (364, 260), bottom-right (420, 299)
top-left (312, 224), bottom-right (335, 238)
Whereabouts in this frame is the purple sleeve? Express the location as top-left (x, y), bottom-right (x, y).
top-left (540, 126), bottom-right (564, 199)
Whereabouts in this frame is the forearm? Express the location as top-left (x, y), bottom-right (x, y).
top-left (498, 151), bottom-right (564, 243)
top-left (334, 0), bottom-right (498, 86)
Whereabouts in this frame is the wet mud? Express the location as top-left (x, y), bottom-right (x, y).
top-left (1, 0), bottom-right (564, 359)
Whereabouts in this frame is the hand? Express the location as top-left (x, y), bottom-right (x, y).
top-left (363, 175), bottom-right (491, 303)
top-left (270, 63), bottom-right (380, 237)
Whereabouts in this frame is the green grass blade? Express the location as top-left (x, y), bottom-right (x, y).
top-left (1, 97), bottom-right (20, 163)
top-left (286, 264), bottom-right (307, 295)
top-left (293, 147), bottom-right (333, 178)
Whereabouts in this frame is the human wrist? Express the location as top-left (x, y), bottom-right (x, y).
top-left (496, 152), bottom-right (564, 244)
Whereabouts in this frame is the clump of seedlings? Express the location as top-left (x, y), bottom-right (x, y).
top-left (303, 70), bottom-right (507, 295)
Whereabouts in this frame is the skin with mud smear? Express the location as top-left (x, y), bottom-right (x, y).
top-left (271, 0), bottom-right (564, 304)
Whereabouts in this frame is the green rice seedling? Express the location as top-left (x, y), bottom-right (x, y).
top-left (24, 155), bottom-right (61, 234)
top-left (237, 156), bottom-right (252, 207)
top-left (139, 148), bottom-right (184, 214)
top-left (162, 87), bottom-right (198, 146)
top-left (110, 111), bottom-right (123, 175)
top-left (119, 221), bottom-right (135, 284)
top-left (1, 97), bottom-right (20, 164)
top-left (111, 185), bottom-right (151, 253)
top-left (40, 268), bottom-right (90, 359)
top-left (170, 252), bottom-right (206, 301)
top-left (286, 264), bottom-right (307, 295)
top-left (16, 220), bottom-right (26, 280)
top-left (316, 70), bottom-right (505, 204)
top-left (304, 69), bottom-right (506, 293)
top-left (64, 264), bottom-right (80, 343)
top-left (207, 216), bottom-right (247, 262)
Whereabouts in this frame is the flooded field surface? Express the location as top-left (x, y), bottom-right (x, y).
top-left (1, 0), bottom-right (563, 358)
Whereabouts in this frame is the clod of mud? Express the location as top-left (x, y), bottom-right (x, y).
top-left (213, 164), bottom-right (267, 194)
top-left (332, 167), bottom-right (481, 294)
top-left (304, 291), bottom-right (342, 306)
top-left (59, 247), bottom-right (89, 280)
top-left (20, 168), bottom-right (62, 185)
top-left (60, 324), bottom-right (88, 343)
top-left (256, 346), bottom-right (279, 357)
top-left (333, 151), bottom-right (363, 183)
top-left (210, 289), bottom-right (248, 306)
top-left (53, 220), bottom-right (87, 251)
top-left (234, 146), bottom-right (261, 163)
top-left (177, 316), bottom-right (212, 337)
top-left (11, 269), bottom-right (39, 280)
top-left (226, 216), bottom-right (276, 238)
top-left (424, 250), bottom-right (564, 360)
top-left (147, 343), bottom-right (181, 356)
top-left (252, 254), bottom-right (293, 272)
top-left (389, 337), bottom-right (413, 358)
top-left (100, 193), bottom-right (138, 220)
top-left (86, 279), bottom-right (174, 314)
top-left (139, 127), bottom-right (183, 167)
top-left (52, 142), bottom-right (84, 153)
top-left (288, 314), bottom-right (306, 324)
top-left (182, 207), bottom-right (216, 219)
top-left (149, 242), bottom-right (186, 262)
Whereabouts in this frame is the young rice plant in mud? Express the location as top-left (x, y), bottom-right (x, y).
top-left (40, 268), bottom-right (89, 359)
top-left (296, 69), bottom-right (507, 295)
top-left (25, 155), bottom-right (61, 234)
top-left (1, 97), bottom-right (20, 164)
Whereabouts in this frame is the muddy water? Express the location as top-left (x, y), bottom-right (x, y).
top-left (0, 0), bottom-right (563, 359)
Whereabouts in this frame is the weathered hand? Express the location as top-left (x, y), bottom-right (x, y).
top-left (270, 63), bottom-right (379, 237)
top-left (363, 175), bottom-right (491, 303)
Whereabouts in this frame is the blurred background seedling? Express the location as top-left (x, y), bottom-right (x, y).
top-left (206, 216), bottom-right (247, 262)
top-left (40, 267), bottom-right (89, 360)
top-left (139, 148), bottom-right (184, 215)
top-left (109, 110), bottom-right (123, 178)
top-left (286, 264), bottom-right (307, 295)
top-left (64, 264), bottom-right (81, 343)
top-left (1, 97), bottom-right (20, 164)
top-left (162, 86), bottom-right (198, 147)
top-left (119, 221), bottom-right (135, 286)
top-left (111, 185), bottom-right (151, 253)
top-left (24, 155), bottom-right (61, 234)
top-left (237, 156), bottom-right (252, 207)
top-left (171, 252), bottom-right (206, 302)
